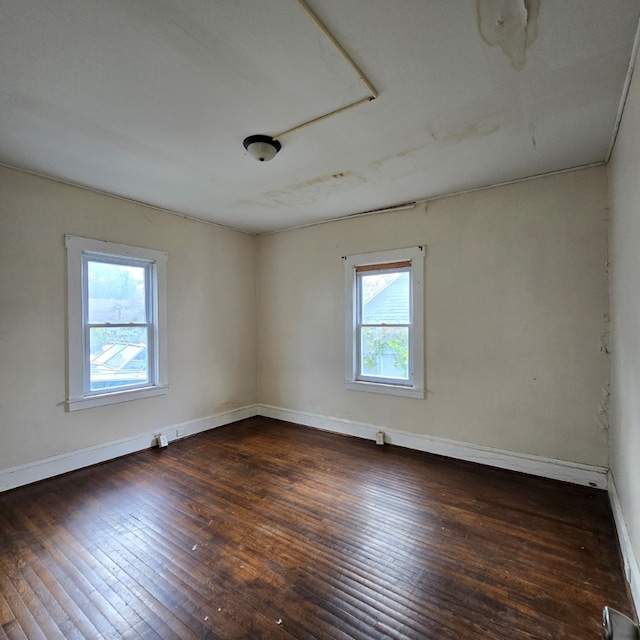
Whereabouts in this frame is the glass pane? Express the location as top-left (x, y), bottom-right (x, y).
top-left (360, 326), bottom-right (409, 380)
top-left (361, 271), bottom-right (410, 324)
top-left (87, 260), bottom-right (147, 323)
top-left (89, 326), bottom-right (149, 391)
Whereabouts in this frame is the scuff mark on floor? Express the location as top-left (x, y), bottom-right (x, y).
top-left (476, 0), bottom-right (540, 70)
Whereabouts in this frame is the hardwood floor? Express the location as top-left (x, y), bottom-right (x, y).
top-left (0, 417), bottom-right (633, 639)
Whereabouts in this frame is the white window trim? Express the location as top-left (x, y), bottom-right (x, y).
top-left (66, 235), bottom-right (168, 411)
top-left (344, 246), bottom-right (425, 399)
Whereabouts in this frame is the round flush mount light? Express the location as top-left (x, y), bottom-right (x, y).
top-left (243, 134), bottom-right (281, 162)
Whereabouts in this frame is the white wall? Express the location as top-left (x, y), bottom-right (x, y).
top-left (258, 167), bottom-right (610, 466)
top-left (608, 46), bottom-right (640, 607)
top-left (0, 166), bottom-right (257, 472)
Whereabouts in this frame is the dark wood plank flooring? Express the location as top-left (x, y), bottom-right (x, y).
top-left (0, 417), bottom-right (633, 639)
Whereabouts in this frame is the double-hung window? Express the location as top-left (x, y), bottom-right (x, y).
top-left (345, 246), bottom-right (425, 398)
top-left (66, 236), bottom-right (168, 411)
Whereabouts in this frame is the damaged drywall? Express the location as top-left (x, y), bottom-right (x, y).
top-left (477, 0), bottom-right (540, 70)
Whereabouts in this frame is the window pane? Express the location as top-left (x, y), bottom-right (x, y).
top-left (87, 260), bottom-right (147, 323)
top-left (361, 271), bottom-right (410, 324)
top-left (89, 326), bottom-right (149, 391)
top-left (360, 326), bottom-right (409, 380)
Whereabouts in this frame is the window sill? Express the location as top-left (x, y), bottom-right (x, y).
top-left (67, 385), bottom-right (169, 411)
top-left (344, 380), bottom-right (425, 399)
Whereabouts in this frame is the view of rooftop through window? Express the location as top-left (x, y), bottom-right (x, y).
top-left (361, 272), bottom-right (402, 304)
top-left (87, 260), bottom-right (150, 391)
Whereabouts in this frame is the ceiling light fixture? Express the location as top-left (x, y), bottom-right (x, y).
top-left (243, 135), bottom-right (281, 162)
top-left (243, 0), bottom-right (378, 163)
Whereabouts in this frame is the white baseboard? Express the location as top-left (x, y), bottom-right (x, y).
top-left (608, 472), bottom-right (640, 618)
top-left (0, 404), bottom-right (259, 492)
top-left (1, 403), bottom-right (609, 493)
top-left (258, 404), bottom-right (609, 489)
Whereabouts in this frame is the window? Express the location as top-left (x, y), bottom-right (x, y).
top-left (66, 235), bottom-right (168, 410)
top-left (344, 246), bottom-right (424, 398)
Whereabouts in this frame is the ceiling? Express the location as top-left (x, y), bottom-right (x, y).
top-left (1, 1), bottom-right (639, 234)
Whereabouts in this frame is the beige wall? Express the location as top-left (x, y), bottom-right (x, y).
top-left (0, 166), bottom-right (257, 470)
top-left (608, 48), bottom-right (640, 596)
top-left (0, 161), bottom-right (612, 474)
top-left (258, 167), bottom-right (610, 465)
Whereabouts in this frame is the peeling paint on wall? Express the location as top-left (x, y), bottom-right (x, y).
top-left (597, 384), bottom-right (610, 435)
top-left (601, 311), bottom-right (611, 356)
top-left (476, 0), bottom-right (540, 70)
top-left (597, 311), bottom-right (610, 438)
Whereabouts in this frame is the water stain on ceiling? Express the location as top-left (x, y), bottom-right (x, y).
top-left (436, 122), bottom-right (502, 146)
top-left (264, 171), bottom-right (366, 206)
top-left (477, 0), bottom-right (540, 70)
top-left (0, 0), bottom-right (637, 233)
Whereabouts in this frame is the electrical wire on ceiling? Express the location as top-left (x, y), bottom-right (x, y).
top-left (243, 0), bottom-right (378, 161)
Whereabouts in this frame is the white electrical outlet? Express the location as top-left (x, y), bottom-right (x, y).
top-left (158, 434), bottom-right (168, 448)
top-left (376, 431), bottom-right (385, 446)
